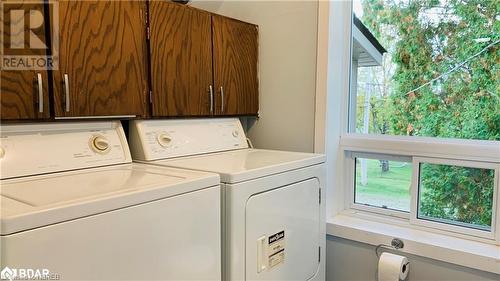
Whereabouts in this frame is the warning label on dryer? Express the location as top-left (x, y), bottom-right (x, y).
top-left (268, 230), bottom-right (285, 269)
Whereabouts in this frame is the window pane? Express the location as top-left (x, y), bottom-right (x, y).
top-left (355, 158), bottom-right (411, 212)
top-left (351, 1), bottom-right (499, 141)
top-left (418, 163), bottom-right (495, 231)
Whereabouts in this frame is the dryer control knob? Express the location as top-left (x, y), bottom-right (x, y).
top-left (157, 133), bottom-right (172, 147)
top-left (0, 147), bottom-right (5, 159)
top-left (90, 135), bottom-right (110, 153)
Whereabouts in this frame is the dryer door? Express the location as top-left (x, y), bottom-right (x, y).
top-left (245, 178), bottom-right (320, 280)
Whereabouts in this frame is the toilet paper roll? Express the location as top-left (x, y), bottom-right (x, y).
top-left (378, 252), bottom-right (409, 281)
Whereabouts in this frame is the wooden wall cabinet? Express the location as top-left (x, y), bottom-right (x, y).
top-left (149, 2), bottom-right (213, 116)
top-left (1, 69), bottom-right (50, 121)
top-left (212, 15), bottom-right (259, 116)
top-left (1, 1), bottom-right (50, 120)
top-left (51, 0), bottom-right (149, 118)
top-left (149, 2), bottom-right (259, 117)
top-left (1, 1), bottom-right (258, 121)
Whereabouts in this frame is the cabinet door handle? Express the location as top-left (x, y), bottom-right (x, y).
top-left (209, 85), bottom-right (214, 114)
top-left (63, 74), bottom-right (70, 112)
top-left (220, 86), bottom-right (225, 113)
top-left (36, 73), bottom-right (43, 113)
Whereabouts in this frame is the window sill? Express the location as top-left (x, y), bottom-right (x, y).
top-left (327, 213), bottom-right (500, 274)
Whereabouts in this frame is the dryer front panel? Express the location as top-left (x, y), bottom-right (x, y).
top-left (245, 178), bottom-right (321, 280)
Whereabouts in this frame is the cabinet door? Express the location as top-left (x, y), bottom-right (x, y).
top-left (149, 3), bottom-right (213, 116)
top-left (52, 0), bottom-right (148, 118)
top-left (212, 15), bottom-right (259, 116)
top-left (1, 1), bottom-right (50, 120)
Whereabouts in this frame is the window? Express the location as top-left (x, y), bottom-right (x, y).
top-left (411, 158), bottom-right (499, 239)
top-left (342, 0), bottom-right (500, 244)
top-left (353, 155), bottom-right (411, 212)
top-left (417, 162), bottom-right (494, 231)
top-left (350, 0), bottom-right (499, 141)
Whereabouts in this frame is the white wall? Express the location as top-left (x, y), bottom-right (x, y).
top-left (326, 236), bottom-right (500, 281)
top-left (190, 0), bottom-right (319, 153)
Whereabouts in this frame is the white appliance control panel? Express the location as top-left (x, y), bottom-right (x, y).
top-left (129, 119), bottom-right (249, 161)
top-left (0, 121), bottom-right (131, 179)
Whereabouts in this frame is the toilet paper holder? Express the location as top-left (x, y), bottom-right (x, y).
top-left (375, 238), bottom-right (404, 258)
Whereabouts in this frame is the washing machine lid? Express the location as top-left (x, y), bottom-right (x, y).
top-left (148, 149), bottom-right (325, 183)
top-left (0, 163), bottom-right (219, 235)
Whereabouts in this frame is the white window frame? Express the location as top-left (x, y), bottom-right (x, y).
top-left (339, 1), bottom-right (500, 244)
top-left (341, 134), bottom-right (500, 244)
top-left (410, 157), bottom-right (500, 241)
top-left (314, 0), bottom-right (500, 273)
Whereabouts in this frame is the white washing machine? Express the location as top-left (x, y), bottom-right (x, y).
top-left (0, 121), bottom-right (221, 280)
top-left (129, 118), bottom-right (326, 281)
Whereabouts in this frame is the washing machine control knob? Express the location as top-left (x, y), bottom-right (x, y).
top-left (90, 135), bottom-right (110, 153)
top-left (157, 133), bottom-right (172, 147)
top-left (0, 147), bottom-right (5, 159)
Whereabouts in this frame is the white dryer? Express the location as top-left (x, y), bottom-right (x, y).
top-left (129, 119), bottom-right (326, 281)
top-left (0, 121), bottom-right (221, 280)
